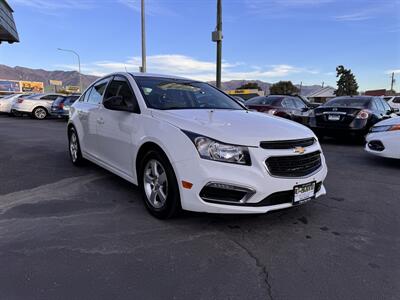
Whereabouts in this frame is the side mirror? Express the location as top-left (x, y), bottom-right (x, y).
top-left (301, 107), bottom-right (310, 112)
top-left (103, 96), bottom-right (134, 112)
top-left (392, 108), bottom-right (399, 113)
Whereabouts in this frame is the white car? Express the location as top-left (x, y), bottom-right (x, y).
top-left (0, 93), bottom-right (23, 114)
top-left (68, 73), bottom-right (328, 218)
top-left (383, 96), bottom-right (400, 110)
top-left (365, 117), bottom-right (400, 159)
top-left (12, 93), bottom-right (64, 119)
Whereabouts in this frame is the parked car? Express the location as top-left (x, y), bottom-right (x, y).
top-left (68, 73), bottom-right (327, 219)
top-left (0, 93), bottom-right (24, 114)
top-left (50, 95), bottom-right (80, 118)
top-left (12, 93), bottom-right (64, 119)
top-left (365, 117), bottom-right (400, 159)
top-left (383, 96), bottom-right (400, 110)
top-left (245, 95), bottom-right (313, 126)
top-left (309, 96), bottom-right (397, 138)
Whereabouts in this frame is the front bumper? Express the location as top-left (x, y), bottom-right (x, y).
top-left (173, 144), bottom-right (328, 214)
top-left (365, 132), bottom-right (400, 159)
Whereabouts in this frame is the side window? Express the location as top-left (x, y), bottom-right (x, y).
top-left (293, 98), bottom-right (307, 109)
top-left (370, 100), bottom-right (379, 110)
top-left (393, 97), bottom-right (400, 104)
top-left (87, 78), bottom-right (110, 105)
top-left (104, 76), bottom-right (139, 112)
top-left (374, 99), bottom-right (385, 111)
top-left (282, 98), bottom-right (296, 108)
top-left (42, 95), bottom-right (58, 100)
top-left (381, 99), bottom-right (392, 112)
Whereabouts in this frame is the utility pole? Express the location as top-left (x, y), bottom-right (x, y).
top-left (57, 48), bottom-right (82, 93)
top-left (390, 72), bottom-right (395, 91)
top-left (299, 81), bottom-right (302, 94)
top-left (212, 0), bottom-right (223, 88)
top-left (141, 0), bottom-right (146, 73)
top-left (322, 81), bottom-right (325, 88)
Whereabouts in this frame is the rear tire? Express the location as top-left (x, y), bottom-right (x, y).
top-left (68, 127), bottom-right (85, 166)
top-left (139, 150), bottom-right (181, 219)
top-left (32, 107), bottom-right (48, 120)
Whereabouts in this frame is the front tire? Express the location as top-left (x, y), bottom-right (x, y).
top-left (32, 107), bottom-right (48, 120)
top-left (68, 127), bottom-right (85, 166)
top-left (139, 150), bottom-right (181, 219)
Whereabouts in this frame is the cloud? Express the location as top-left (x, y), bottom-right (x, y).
top-left (334, 1), bottom-right (400, 22)
top-left (386, 69), bottom-right (400, 75)
top-left (57, 54), bottom-right (319, 82)
top-left (11, 0), bottom-right (94, 10)
top-left (117, 0), bottom-right (176, 16)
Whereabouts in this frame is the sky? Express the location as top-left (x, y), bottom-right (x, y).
top-left (1, 0), bottom-right (400, 91)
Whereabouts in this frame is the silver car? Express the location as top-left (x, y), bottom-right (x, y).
top-left (12, 93), bottom-right (64, 119)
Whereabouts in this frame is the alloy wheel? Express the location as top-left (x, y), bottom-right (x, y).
top-left (143, 159), bottom-right (168, 209)
top-left (69, 132), bottom-right (79, 163)
top-left (34, 108), bottom-right (47, 119)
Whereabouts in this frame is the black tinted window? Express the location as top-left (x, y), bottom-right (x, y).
top-left (246, 96), bottom-right (282, 105)
top-left (41, 95), bottom-right (59, 100)
top-left (394, 97), bottom-right (400, 104)
top-left (324, 97), bottom-right (371, 108)
top-left (87, 78), bottom-right (110, 105)
top-left (104, 76), bottom-right (138, 112)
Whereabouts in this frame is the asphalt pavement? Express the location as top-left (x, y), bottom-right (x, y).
top-left (0, 114), bottom-right (399, 300)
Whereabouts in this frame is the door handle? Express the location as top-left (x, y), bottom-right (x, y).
top-left (97, 118), bottom-right (104, 125)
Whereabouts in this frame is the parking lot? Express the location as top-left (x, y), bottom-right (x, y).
top-left (0, 114), bottom-right (399, 300)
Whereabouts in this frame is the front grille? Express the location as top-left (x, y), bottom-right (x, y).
top-left (260, 138), bottom-right (315, 149)
top-left (265, 151), bottom-right (322, 177)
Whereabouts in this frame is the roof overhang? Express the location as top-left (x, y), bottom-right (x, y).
top-left (0, 0), bottom-right (19, 44)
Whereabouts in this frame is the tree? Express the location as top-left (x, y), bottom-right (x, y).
top-left (237, 82), bottom-right (262, 91)
top-left (335, 65), bottom-right (359, 96)
top-left (269, 81), bottom-right (299, 95)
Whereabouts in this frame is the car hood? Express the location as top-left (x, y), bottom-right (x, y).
top-left (151, 109), bottom-right (315, 146)
top-left (374, 116), bottom-right (400, 126)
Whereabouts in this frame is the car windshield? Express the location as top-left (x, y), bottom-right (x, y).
top-left (246, 96), bottom-right (283, 105)
top-left (134, 76), bottom-right (244, 110)
top-left (323, 98), bottom-right (371, 108)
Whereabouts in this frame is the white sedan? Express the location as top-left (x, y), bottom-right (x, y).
top-left (365, 117), bottom-right (400, 159)
top-left (68, 72), bottom-right (327, 219)
top-left (0, 93), bottom-right (23, 114)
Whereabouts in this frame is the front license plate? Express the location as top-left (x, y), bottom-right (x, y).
top-left (294, 182), bottom-right (316, 204)
top-left (328, 115), bottom-right (340, 121)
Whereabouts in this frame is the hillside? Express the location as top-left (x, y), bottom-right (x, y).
top-left (0, 65), bottom-right (323, 95)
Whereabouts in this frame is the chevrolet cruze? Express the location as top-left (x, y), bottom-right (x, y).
top-left (68, 73), bottom-right (327, 218)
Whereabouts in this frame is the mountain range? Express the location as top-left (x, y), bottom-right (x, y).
top-left (0, 64), bottom-right (323, 95)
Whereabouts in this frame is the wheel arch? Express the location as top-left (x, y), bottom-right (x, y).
top-left (135, 142), bottom-right (171, 178)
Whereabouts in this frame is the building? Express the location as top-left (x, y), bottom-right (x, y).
top-left (0, 0), bottom-right (19, 44)
top-left (306, 86), bottom-right (336, 103)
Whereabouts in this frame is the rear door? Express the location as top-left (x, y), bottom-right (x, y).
top-left (96, 75), bottom-right (141, 176)
top-left (76, 78), bottom-right (111, 157)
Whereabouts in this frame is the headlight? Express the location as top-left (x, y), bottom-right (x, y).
top-left (370, 124), bottom-right (400, 133)
top-left (182, 131), bottom-right (251, 165)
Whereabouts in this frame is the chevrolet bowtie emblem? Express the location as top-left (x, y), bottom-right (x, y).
top-left (294, 146), bottom-right (306, 154)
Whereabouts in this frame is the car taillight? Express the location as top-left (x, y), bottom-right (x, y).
top-left (59, 103), bottom-right (64, 109)
top-left (356, 110), bottom-right (369, 119)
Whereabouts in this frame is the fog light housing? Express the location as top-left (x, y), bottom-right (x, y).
top-left (199, 182), bottom-right (255, 204)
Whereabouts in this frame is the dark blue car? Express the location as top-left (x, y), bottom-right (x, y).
top-left (50, 95), bottom-right (80, 118)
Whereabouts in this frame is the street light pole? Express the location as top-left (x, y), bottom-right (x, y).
top-left (57, 48), bottom-right (82, 93)
top-left (212, 0), bottom-right (223, 89)
top-left (141, 0), bottom-right (147, 73)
